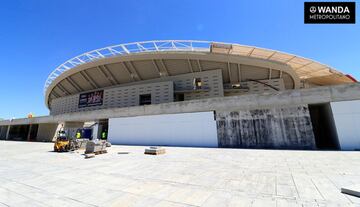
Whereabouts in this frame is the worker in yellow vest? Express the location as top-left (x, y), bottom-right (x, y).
top-left (101, 130), bottom-right (107, 140)
top-left (76, 131), bottom-right (81, 139)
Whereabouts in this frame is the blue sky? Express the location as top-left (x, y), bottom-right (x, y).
top-left (0, 0), bottom-right (359, 119)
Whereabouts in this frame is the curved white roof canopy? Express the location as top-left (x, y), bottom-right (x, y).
top-left (44, 40), bottom-right (355, 96)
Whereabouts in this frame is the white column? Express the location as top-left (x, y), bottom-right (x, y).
top-left (92, 123), bottom-right (99, 141)
top-left (5, 125), bottom-right (10, 140)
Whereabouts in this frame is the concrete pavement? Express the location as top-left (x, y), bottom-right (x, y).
top-left (0, 141), bottom-right (360, 206)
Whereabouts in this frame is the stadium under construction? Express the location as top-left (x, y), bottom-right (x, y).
top-left (0, 40), bottom-right (359, 150)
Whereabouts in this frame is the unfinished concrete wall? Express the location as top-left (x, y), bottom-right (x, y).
top-left (216, 105), bottom-right (316, 149)
top-left (50, 81), bottom-right (174, 115)
top-left (171, 70), bottom-right (224, 100)
top-left (36, 123), bottom-right (58, 142)
top-left (49, 70), bottom-right (224, 115)
top-left (224, 78), bottom-right (285, 96)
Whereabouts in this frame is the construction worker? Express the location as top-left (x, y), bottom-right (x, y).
top-left (101, 130), bottom-right (107, 140)
top-left (58, 130), bottom-right (66, 138)
top-left (76, 131), bottom-right (81, 139)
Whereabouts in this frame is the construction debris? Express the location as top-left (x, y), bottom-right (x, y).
top-left (144, 147), bottom-right (166, 155)
top-left (84, 154), bottom-right (95, 159)
top-left (85, 140), bottom-right (108, 154)
top-left (341, 185), bottom-right (360, 197)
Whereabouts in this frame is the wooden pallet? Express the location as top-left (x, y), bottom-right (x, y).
top-left (144, 148), bottom-right (166, 155)
top-left (94, 150), bottom-right (107, 155)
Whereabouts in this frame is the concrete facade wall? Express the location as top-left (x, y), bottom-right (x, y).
top-left (331, 100), bottom-right (360, 150)
top-left (49, 70), bottom-right (224, 115)
top-left (224, 78), bottom-right (285, 96)
top-left (50, 81), bottom-right (174, 115)
top-left (171, 70), bottom-right (224, 100)
top-left (36, 123), bottom-right (58, 142)
top-left (2, 83), bottom-right (360, 127)
top-left (216, 105), bottom-right (316, 149)
top-left (108, 112), bottom-right (218, 147)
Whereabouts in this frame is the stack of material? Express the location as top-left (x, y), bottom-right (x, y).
top-left (76, 139), bottom-right (89, 150)
top-left (144, 147), bottom-right (166, 155)
top-left (84, 154), bottom-right (95, 159)
top-left (85, 140), bottom-right (108, 154)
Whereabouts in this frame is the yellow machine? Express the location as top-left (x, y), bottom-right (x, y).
top-left (54, 137), bottom-right (70, 152)
top-left (54, 130), bottom-right (74, 152)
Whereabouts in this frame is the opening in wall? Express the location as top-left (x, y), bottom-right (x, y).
top-left (309, 103), bottom-right (340, 150)
top-left (28, 124), bottom-right (39, 141)
top-left (174, 93), bottom-right (185, 102)
top-left (193, 78), bottom-right (202, 89)
top-left (139, 94), bottom-right (151, 105)
top-left (98, 119), bottom-right (109, 140)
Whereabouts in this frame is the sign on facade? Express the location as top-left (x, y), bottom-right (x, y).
top-left (78, 90), bottom-right (104, 108)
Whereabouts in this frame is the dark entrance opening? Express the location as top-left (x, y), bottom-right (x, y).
top-left (8, 125), bottom-right (30, 141)
top-left (139, 94), bottom-right (151, 105)
top-left (28, 124), bottom-right (39, 141)
top-left (174, 93), bottom-right (185, 102)
top-left (0, 126), bottom-right (8, 140)
top-left (98, 119), bottom-right (109, 140)
top-left (309, 103), bottom-right (340, 150)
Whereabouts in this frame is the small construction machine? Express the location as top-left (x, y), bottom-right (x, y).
top-left (53, 122), bottom-right (111, 155)
top-left (53, 130), bottom-right (78, 152)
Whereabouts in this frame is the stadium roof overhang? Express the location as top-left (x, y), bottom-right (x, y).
top-left (44, 40), bottom-right (356, 108)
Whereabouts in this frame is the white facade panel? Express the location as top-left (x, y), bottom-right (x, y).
top-left (108, 112), bottom-right (218, 147)
top-left (331, 100), bottom-right (360, 150)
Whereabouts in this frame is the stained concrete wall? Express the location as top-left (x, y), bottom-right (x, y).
top-left (331, 100), bottom-right (360, 150)
top-left (36, 123), bottom-right (58, 142)
top-left (216, 105), bottom-right (316, 149)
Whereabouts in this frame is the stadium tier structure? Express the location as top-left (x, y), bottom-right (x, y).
top-left (1, 40), bottom-right (360, 150)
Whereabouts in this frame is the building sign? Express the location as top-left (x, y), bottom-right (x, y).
top-left (304, 2), bottom-right (356, 24)
top-left (78, 90), bottom-right (104, 108)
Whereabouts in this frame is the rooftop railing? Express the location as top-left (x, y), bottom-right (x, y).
top-left (44, 40), bottom-right (212, 94)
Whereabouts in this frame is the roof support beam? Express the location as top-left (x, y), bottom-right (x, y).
top-left (247, 48), bottom-right (255, 56)
top-left (269, 68), bottom-right (272, 80)
top-left (187, 59), bottom-right (194, 73)
top-left (121, 45), bottom-right (130, 54)
top-left (295, 62), bottom-right (313, 70)
top-left (159, 59), bottom-right (170, 76)
top-left (102, 65), bottom-right (120, 84)
top-left (68, 76), bottom-right (84, 91)
top-left (285, 56), bottom-right (297, 63)
top-left (80, 70), bottom-right (99, 89)
top-left (227, 62), bottom-right (234, 83)
top-left (237, 64), bottom-right (242, 82)
top-left (267, 51), bottom-right (277, 60)
top-left (97, 66), bottom-right (116, 85)
top-left (197, 59), bottom-right (202, 72)
top-left (152, 60), bottom-right (163, 77)
top-left (121, 62), bottom-right (135, 81)
top-left (128, 61), bottom-right (142, 80)
top-left (65, 77), bottom-right (81, 93)
top-left (51, 90), bottom-right (61, 98)
top-left (57, 83), bottom-right (71, 95)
